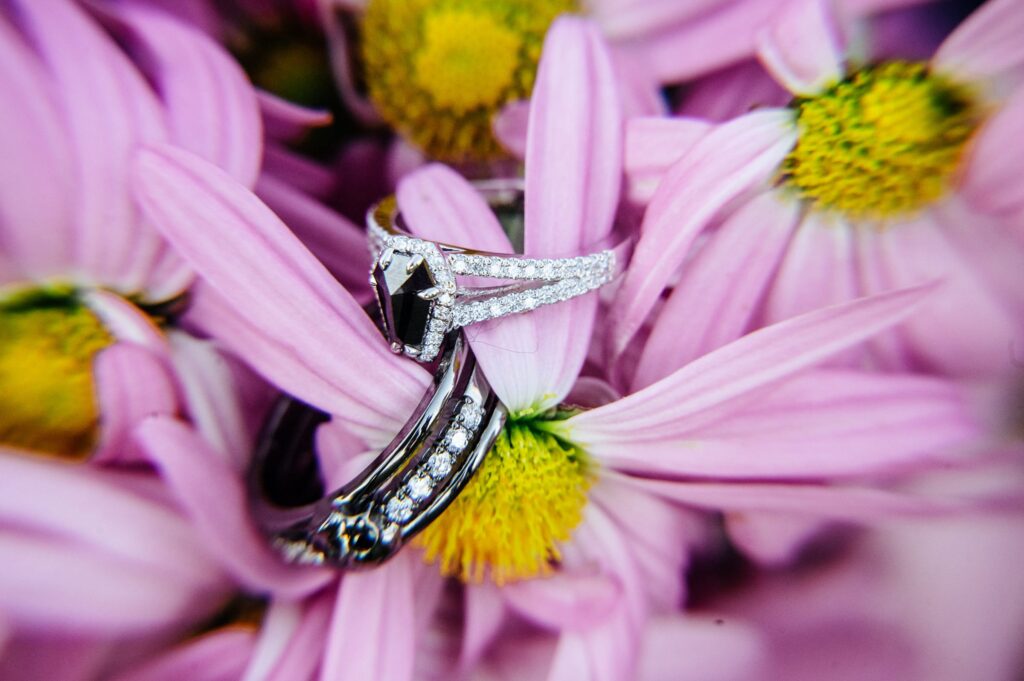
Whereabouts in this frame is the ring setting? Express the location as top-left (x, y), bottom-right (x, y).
top-left (367, 182), bottom-right (626, 363)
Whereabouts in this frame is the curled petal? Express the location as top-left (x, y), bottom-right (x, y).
top-left (578, 369), bottom-right (978, 480)
top-left (755, 0), bottom-right (845, 96)
top-left (133, 145), bottom-right (427, 436)
top-left (933, 0), bottom-right (1024, 92)
top-left (574, 284), bottom-right (937, 446)
top-left (93, 342), bottom-right (178, 464)
top-left (633, 190), bottom-right (799, 390)
top-left (611, 110), bottom-right (796, 358)
top-left (108, 2), bottom-right (263, 187)
top-left (136, 417), bottom-right (333, 598)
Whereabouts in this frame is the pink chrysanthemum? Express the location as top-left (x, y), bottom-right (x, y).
top-left (0, 0), bottom-right (265, 460)
top-left (613, 0), bottom-right (1024, 381)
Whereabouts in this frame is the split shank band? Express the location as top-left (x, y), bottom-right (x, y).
top-left (251, 179), bottom-right (627, 568)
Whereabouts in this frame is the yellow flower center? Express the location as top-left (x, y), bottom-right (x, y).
top-left (361, 0), bottom-right (577, 162)
top-left (415, 419), bottom-right (591, 584)
top-left (0, 288), bottom-right (113, 459)
top-left (782, 61), bottom-right (980, 220)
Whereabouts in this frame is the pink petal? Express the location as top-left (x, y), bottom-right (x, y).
top-left (726, 512), bottom-right (832, 566)
top-left (590, 477), bottom-right (699, 611)
top-left (611, 0), bottom-right (785, 84)
top-left (590, 0), bottom-right (721, 41)
top-left (81, 289), bottom-right (168, 352)
top-left (931, 198), bottom-right (1024, 316)
top-left (515, 18), bottom-right (624, 410)
top-left (260, 592), bottom-right (335, 681)
top-left (632, 190), bottom-right (799, 390)
top-left (610, 109), bottom-right (796, 358)
top-left (262, 146), bottom-right (337, 200)
top-left (857, 213), bottom-right (1022, 377)
top-left (675, 58), bottom-right (790, 121)
top-left (611, 49), bottom-right (669, 118)
top-left (0, 532), bottom-right (225, 634)
top-left (92, 342), bottom-right (179, 464)
top-left (108, 3), bottom-right (263, 188)
top-left (259, 90), bottom-right (332, 143)
top-left (624, 116), bottom-right (711, 203)
top-left (638, 615), bottom-right (764, 681)
top-left (320, 554), bottom-right (418, 681)
top-left (0, 635), bottom-right (106, 681)
top-left (11, 0), bottom-right (169, 292)
top-left (493, 100), bottom-right (530, 158)
top-left (932, 0), bottom-right (1024, 91)
top-left (764, 211), bottom-right (859, 323)
top-left (397, 164), bottom-right (513, 252)
top-left (526, 17), bottom-right (622, 254)
top-left (960, 87), bottom-right (1024, 219)
top-left (255, 173), bottom-right (371, 300)
top-left (167, 332), bottom-right (251, 473)
top-left (459, 585), bottom-right (506, 673)
top-left (135, 417), bottom-right (333, 598)
top-left (0, 452), bottom-right (222, 584)
top-left (0, 11), bottom-right (74, 278)
top-left (755, 0), bottom-right (845, 96)
top-left (545, 504), bottom-right (645, 681)
top-left (132, 144), bottom-right (427, 435)
top-left (503, 570), bottom-right (623, 632)
top-left (110, 629), bottom-right (256, 681)
top-left (573, 284), bottom-right (936, 446)
top-left (627, 474), bottom-right (960, 519)
top-left (581, 368), bottom-right (977, 479)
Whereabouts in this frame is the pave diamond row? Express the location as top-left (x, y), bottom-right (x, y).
top-left (450, 257), bottom-right (615, 328)
top-left (446, 252), bottom-right (614, 282)
top-left (380, 399), bottom-right (485, 534)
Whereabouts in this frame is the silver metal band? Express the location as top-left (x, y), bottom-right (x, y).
top-left (367, 179), bottom-right (631, 362)
top-left (251, 333), bottom-right (507, 568)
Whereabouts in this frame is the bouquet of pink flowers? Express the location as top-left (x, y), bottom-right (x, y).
top-left (1, 0), bottom-right (1022, 679)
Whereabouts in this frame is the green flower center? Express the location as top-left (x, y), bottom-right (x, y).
top-left (782, 61), bottom-right (980, 220)
top-left (0, 287), bottom-right (113, 459)
top-left (416, 417), bottom-right (591, 584)
top-left (361, 0), bottom-right (577, 162)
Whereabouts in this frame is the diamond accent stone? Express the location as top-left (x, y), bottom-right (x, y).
top-left (459, 402), bottom-right (482, 430)
top-left (385, 495), bottom-right (414, 523)
top-left (427, 450), bottom-right (453, 479)
top-left (446, 427), bottom-right (470, 453)
top-left (406, 474), bottom-right (433, 501)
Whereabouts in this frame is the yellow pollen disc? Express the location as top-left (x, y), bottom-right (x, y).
top-left (0, 288), bottom-right (113, 458)
top-left (414, 11), bottom-right (521, 114)
top-left (361, 0), bottom-right (578, 162)
top-left (782, 61), bottom-right (980, 220)
top-left (415, 421), bottom-right (591, 585)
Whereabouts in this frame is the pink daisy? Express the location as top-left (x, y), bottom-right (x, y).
top-left (0, 0), bottom-right (264, 460)
top-left (132, 17), bottom-right (982, 680)
top-left (612, 0), bottom-right (1024, 381)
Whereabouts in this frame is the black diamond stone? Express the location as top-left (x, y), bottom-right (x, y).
top-left (373, 251), bottom-right (435, 348)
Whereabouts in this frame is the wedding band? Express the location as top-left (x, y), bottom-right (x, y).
top-left (367, 178), bottom-right (631, 362)
top-left (250, 333), bottom-right (506, 568)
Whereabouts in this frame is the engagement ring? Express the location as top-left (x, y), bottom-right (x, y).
top-left (367, 179), bottom-right (631, 362)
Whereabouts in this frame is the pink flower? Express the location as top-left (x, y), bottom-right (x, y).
top-left (613, 0), bottom-right (1024, 380)
top-left (0, 449), bottom-right (234, 679)
top-left (0, 0), bottom-right (264, 460)
top-left (131, 16), bottom-right (983, 680)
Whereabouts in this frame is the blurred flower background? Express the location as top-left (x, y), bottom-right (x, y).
top-left (1, 0), bottom-right (1022, 679)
